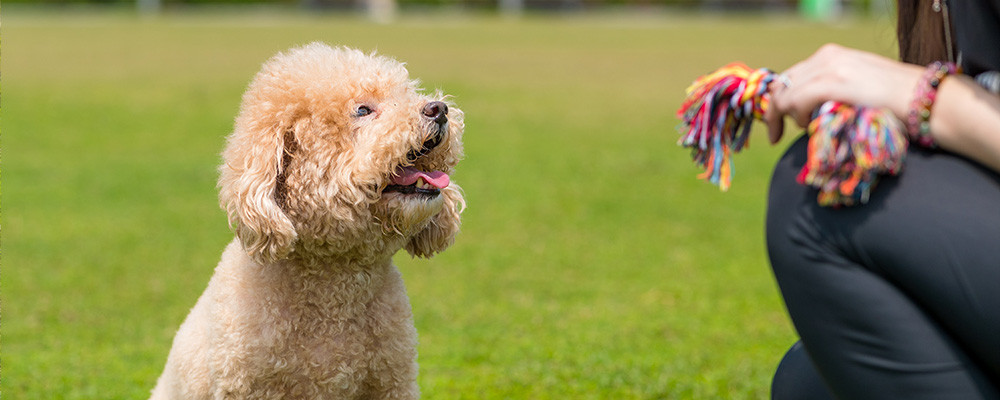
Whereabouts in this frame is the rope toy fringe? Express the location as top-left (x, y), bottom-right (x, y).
top-left (676, 62), bottom-right (908, 207)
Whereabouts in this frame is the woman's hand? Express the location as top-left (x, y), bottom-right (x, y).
top-left (764, 43), bottom-right (1000, 172)
top-left (763, 43), bottom-right (923, 144)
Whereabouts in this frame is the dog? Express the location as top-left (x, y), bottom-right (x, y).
top-left (150, 43), bottom-right (465, 399)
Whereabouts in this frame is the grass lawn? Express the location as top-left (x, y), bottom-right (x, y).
top-left (2, 10), bottom-right (899, 399)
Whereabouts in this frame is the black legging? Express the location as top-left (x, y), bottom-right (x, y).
top-left (766, 135), bottom-right (1000, 400)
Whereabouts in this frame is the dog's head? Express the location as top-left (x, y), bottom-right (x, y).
top-left (219, 43), bottom-right (465, 263)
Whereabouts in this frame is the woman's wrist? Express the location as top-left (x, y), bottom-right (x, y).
top-left (926, 74), bottom-right (1000, 171)
top-left (907, 62), bottom-right (960, 147)
top-left (883, 62), bottom-right (923, 125)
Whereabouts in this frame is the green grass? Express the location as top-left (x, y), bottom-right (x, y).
top-left (3, 10), bottom-right (899, 399)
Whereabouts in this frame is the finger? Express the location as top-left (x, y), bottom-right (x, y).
top-left (765, 110), bottom-right (786, 145)
top-left (763, 86), bottom-right (786, 145)
top-left (774, 76), bottom-right (823, 129)
top-left (791, 107), bottom-right (812, 128)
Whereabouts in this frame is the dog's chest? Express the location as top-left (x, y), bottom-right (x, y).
top-left (251, 327), bottom-right (373, 396)
top-left (223, 266), bottom-right (418, 397)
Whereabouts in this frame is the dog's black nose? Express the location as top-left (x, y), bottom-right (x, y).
top-left (423, 101), bottom-right (448, 125)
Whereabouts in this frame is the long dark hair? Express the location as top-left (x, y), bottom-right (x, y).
top-left (896, 0), bottom-right (957, 65)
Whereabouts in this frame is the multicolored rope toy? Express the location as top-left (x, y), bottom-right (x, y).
top-left (676, 62), bottom-right (908, 207)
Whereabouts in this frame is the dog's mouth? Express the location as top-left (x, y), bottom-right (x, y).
top-left (383, 104), bottom-right (451, 198)
top-left (405, 133), bottom-right (443, 164)
top-left (384, 166), bottom-right (450, 197)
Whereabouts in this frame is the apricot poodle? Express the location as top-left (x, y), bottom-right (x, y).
top-left (150, 43), bottom-right (465, 399)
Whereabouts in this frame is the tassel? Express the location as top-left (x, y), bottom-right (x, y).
top-left (676, 63), bottom-right (774, 191)
top-left (676, 63), bottom-right (908, 207)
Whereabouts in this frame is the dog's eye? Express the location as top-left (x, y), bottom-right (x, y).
top-left (355, 105), bottom-right (373, 117)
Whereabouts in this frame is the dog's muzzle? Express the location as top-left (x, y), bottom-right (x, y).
top-left (406, 101), bottom-right (449, 163)
top-left (385, 101), bottom-right (452, 197)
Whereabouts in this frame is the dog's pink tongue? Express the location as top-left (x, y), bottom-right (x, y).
top-left (392, 166), bottom-right (450, 189)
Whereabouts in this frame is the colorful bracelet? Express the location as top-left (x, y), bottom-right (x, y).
top-left (907, 61), bottom-right (959, 148)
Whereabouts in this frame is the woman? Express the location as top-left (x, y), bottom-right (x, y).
top-left (763, 0), bottom-right (1000, 397)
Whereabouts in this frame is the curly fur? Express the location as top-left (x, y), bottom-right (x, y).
top-left (150, 43), bottom-right (465, 400)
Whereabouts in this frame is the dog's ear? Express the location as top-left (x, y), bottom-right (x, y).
top-left (218, 124), bottom-right (298, 263)
top-left (405, 184), bottom-right (465, 258)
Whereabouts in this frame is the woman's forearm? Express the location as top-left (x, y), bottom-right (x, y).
top-left (931, 75), bottom-right (1000, 172)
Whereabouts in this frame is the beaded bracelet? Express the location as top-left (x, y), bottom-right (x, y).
top-left (908, 61), bottom-right (959, 148)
